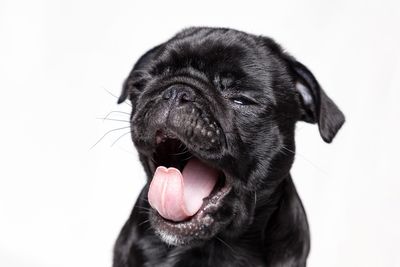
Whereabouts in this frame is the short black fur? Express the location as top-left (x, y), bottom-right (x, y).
top-left (113, 27), bottom-right (344, 267)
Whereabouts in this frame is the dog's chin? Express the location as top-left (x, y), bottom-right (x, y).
top-left (143, 131), bottom-right (236, 246)
top-left (148, 183), bottom-right (233, 246)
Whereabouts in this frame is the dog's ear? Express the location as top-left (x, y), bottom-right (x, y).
top-left (287, 59), bottom-right (345, 143)
top-left (118, 45), bottom-right (162, 104)
top-left (117, 70), bottom-right (151, 104)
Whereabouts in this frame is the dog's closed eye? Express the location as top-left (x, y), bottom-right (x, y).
top-left (230, 96), bottom-right (258, 105)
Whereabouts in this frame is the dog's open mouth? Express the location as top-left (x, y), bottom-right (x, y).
top-left (148, 131), bottom-right (230, 227)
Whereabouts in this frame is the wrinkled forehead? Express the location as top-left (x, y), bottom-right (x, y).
top-left (142, 34), bottom-right (280, 106)
top-left (150, 37), bottom-right (263, 80)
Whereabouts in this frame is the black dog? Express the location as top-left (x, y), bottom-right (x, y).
top-left (113, 27), bottom-right (344, 267)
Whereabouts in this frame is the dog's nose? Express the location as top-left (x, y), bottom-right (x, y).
top-left (162, 86), bottom-right (195, 104)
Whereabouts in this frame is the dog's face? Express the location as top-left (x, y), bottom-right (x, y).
top-left (118, 27), bottom-right (344, 246)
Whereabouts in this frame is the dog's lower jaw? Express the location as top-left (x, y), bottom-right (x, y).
top-left (113, 175), bottom-right (310, 267)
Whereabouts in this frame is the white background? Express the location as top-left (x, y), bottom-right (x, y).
top-left (1, 0), bottom-right (399, 266)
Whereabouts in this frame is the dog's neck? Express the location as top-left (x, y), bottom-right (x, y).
top-left (210, 175), bottom-right (309, 266)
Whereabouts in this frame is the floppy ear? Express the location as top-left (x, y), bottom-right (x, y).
top-left (117, 70), bottom-right (151, 104)
top-left (288, 59), bottom-right (345, 143)
top-left (117, 45), bottom-right (162, 104)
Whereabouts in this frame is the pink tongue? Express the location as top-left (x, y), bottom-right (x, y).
top-left (148, 158), bottom-right (219, 222)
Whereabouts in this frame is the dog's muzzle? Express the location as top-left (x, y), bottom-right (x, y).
top-left (133, 84), bottom-right (234, 244)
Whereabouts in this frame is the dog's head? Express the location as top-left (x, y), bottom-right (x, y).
top-left (118, 27), bottom-right (344, 246)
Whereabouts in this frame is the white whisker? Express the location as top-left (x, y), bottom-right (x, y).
top-left (90, 126), bottom-right (130, 149)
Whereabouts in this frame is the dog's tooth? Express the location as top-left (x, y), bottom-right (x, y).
top-left (207, 131), bottom-right (213, 137)
top-left (216, 129), bottom-right (220, 135)
top-left (201, 128), bottom-right (207, 136)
